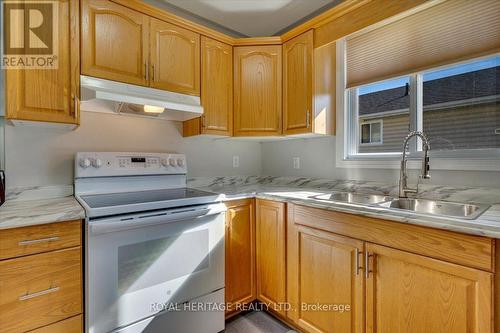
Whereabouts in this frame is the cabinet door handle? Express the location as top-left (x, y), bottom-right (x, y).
top-left (19, 286), bottom-right (60, 301)
top-left (73, 95), bottom-right (79, 118)
top-left (152, 64), bottom-right (156, 82)
top-left (145, 61), bottom-right (149, 81)
top-left (201, 115), bottom-right (206, 128)
top-left (355, 248), bottom-right (363, 275)
top-left (306, 111), bottom-right (310, 128)
top-left (18, 236), bottom-right (60, 246)
top-left (365, 251), bottom-right (373, 279)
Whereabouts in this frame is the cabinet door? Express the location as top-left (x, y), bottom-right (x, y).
top-left (225, 199), bottom-right (256, 316)
top-left (234, 45), bottom-right (282, 136)
top-left (81, 0), bottom-right (149, 86)
top-left (366, 243), bottom-right (492, 333)
top-left (255, 199), bottom-right (286, 315)
top-left (200, 37), bottom-right (233, 135)
top-left (283, 30), bottom-right (313, 135)
top-left (287, 224), bottom-right (364, 333)
top-left (5, 0), bottom-right (79, 125)
top-left (150, 18), bottom-right (200, 95)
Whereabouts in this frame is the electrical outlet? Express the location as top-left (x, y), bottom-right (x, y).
top-left (233, 155), bottom-right (240, 168)
top-left (293, 157), bottom-right (300, 169)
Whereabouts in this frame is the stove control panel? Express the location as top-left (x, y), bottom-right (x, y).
top-left (75, 152), bottom-right (187, 178)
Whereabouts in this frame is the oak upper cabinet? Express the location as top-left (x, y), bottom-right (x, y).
top-left (81, 0), bottom-right (149, 86)
top-left (5, 0), bottom-right (80, 125)
top-left (365, 243), bottom-right (492, 333)
top-left (255, 199), bottom-right (286, 316)
top-left (225, 199), bottom-right (256, 317)
top-left (150, 18), bottom-right (200, 95)
top-left (183, 37), bottom-right (232, 136)
top-left (312, 41), bottom-right (336, 135)
top-left (283, 31), bottom-right (336, 136)
top-left (287, 224), bottom-right (364, 333)
top-left (283, 30), bottom-right (313, 135)
top-left (234, 45), bottom-right (282, 136)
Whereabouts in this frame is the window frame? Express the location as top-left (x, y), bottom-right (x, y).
top-left (336, 39), bottom-right (500, 171)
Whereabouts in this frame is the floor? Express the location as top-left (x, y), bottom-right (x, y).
top-left (225, 311), bottom-right (294, 333)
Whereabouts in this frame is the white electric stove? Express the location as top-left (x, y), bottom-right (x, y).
top-left (75, 152), bottom-right (225, 333)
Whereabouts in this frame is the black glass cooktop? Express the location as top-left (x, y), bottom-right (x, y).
top-left (80, 188), bottom-right (217, 208)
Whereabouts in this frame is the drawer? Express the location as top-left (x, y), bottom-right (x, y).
top-left (0, 247), bottom-right (82, 333)
top-left (27, 315), bottom-right (82, 333)
top-left (0, 220), bottom-right (81, 260)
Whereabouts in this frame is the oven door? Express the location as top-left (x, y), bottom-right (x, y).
top-left (86, 203), bottom-right (225, 333)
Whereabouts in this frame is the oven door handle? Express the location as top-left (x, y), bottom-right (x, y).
top-left (89, 204), bottom-right (225, 235)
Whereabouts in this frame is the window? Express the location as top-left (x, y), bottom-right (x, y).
top-left (352, 77), bottom-right (410, 154)
top-left (422, 58), bottom-right (500, 151)
top-left (346, 54), bottom-right (500, 158)
top-left (360, 120), bottom-right (383, 145)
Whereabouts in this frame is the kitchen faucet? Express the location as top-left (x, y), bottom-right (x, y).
top-left (399, 131), bottom-right (431, 198)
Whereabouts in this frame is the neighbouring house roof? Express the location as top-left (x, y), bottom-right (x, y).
top-left (359, 66), bottom-right (500, 116)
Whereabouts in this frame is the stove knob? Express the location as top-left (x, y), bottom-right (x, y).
top-left (177, 159), bottom-right (185, 167)
top-left (160, 159), bottom-right (168, 167)
top-left (79, 158), bottom-right (91, 169)
top-left (169, 158), bottom-right (176, 167)
top-left (92, 158), bottom-right (103, 168)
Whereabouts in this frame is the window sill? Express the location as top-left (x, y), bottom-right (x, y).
top-left (338, 155), bottom-right (500, 171)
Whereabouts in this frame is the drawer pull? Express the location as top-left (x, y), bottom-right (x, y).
top-left (18, 236), bottom-right (60, 246)
top-left (19, 286), bottom-right (60, 301)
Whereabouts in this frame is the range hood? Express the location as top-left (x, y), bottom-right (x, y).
top-left (80, 75), bottom-right (203, 121)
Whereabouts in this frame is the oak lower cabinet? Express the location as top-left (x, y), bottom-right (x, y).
top-left (287, 224), bottom-right (364, 333)
top-left (287, 203), bottom-right (494, 333)
top-left (233, 45), bottom-right (282, 136)
top-left (0, 221), bottom-right (83, 333)
top-left (28, 315), bottom-right (82, 333)
top-left (365, 243), bottom-right (492, 333)
top-left (5, 0), bottom-right (80, 125)
top-left (225, 199), bottom-right (256, 317)
top-left (184, 37), bottom-right (233, 137)
top-left (255, 199), bottom-right (287, 316)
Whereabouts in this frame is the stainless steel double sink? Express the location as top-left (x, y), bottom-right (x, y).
top-left (310, 192), bottom-right (490, 220)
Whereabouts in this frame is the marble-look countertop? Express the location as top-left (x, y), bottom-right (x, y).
top-left (190, 177), bottom-right (500, 239)
top-left (3, 176), bottom-right (500, 238)
top-left (0, 196), bottom-right (86, 230)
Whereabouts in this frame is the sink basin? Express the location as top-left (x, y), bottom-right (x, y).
top-left (311, 192), bottom-right (393, 205)
top-left (379, 198), bottom-right (490, 219)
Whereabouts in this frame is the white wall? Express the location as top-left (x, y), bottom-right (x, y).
top-left (261, 136), bottom-right (500, 188)
top-left (4, 111), bottom-right (261, 188)
top-left (5, 112), bottom-right (500, 189)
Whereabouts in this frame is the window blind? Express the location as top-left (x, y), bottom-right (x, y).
top-left (346, 0), bottom-right (500, 88)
